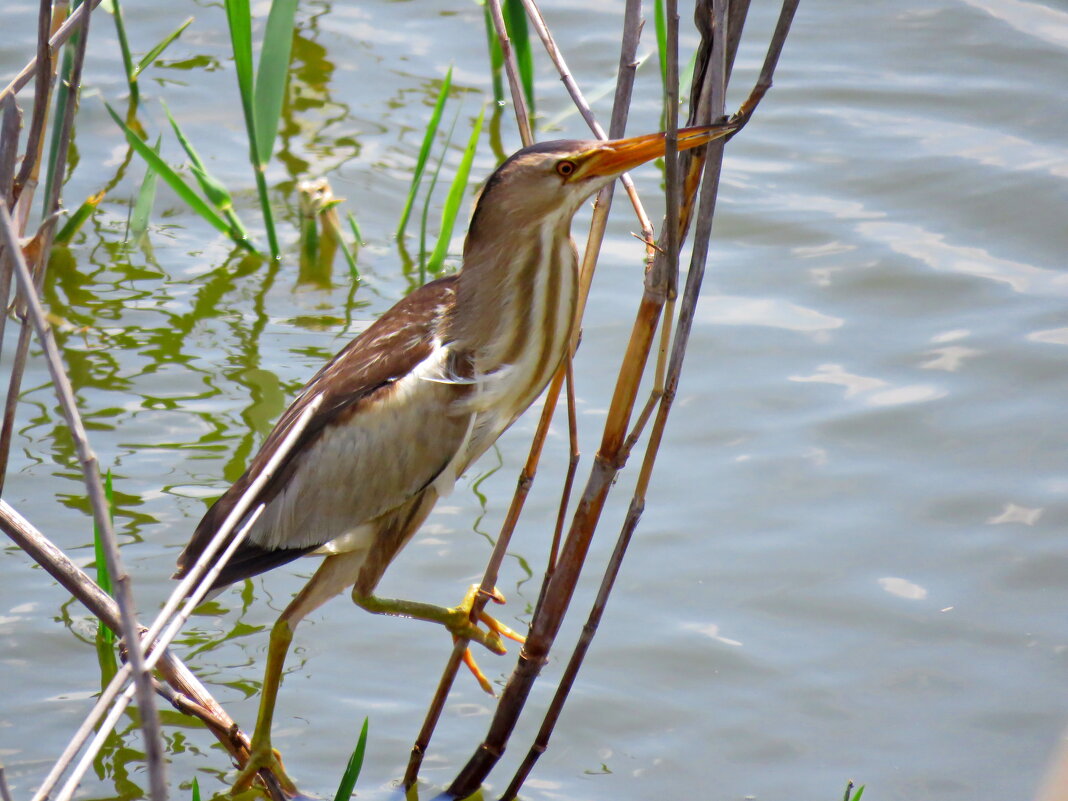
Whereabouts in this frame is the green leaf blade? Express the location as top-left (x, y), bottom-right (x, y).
top-left (93, 470), bottom-right (115, 643)
top-left (333, 718), bottom-right (368, 801)
top-left (654, 0), bottom-right (668, 92)
top-left (129, 136), bottom-right (163, 242)
top-left (106, 102), bottom-right (235, 239)
top-left (254, 0), bottom-right (299, 166)
top-left (427, 107), bottom-right (484, 275)
top-left (131, 16), bottom-right (194, 82)
top-left (396, 65), bottom-right (453, 242)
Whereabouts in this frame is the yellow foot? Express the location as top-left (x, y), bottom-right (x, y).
top-left (232, 737), bottom-right (298, 797)
top-left (451, 585), bottom-right (527, 695)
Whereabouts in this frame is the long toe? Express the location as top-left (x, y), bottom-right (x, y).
top-left (457, 640), bottom-right (496, 695)
top-left (232, 741), bottom-right (298, 797)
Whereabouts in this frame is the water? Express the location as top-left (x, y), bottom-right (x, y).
top-left (2, 0), bottom-right (1067, 799)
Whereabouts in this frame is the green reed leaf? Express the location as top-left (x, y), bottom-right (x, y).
top-left (106, 102), bottom-right (234, 239)
top-left (224, 0), bottom-right (255, 130)
top-left (654, 0), bottom-right (668, 92)
top-left (347, 211), bottom-right (363, 247)
top-left (130, 16), bottom-right (194, 82)
top-left (129, 136), bottom-right (162, 242)
top-left (254, 0), bottom-right (298, 165)
top-left (224, 0), bottom-right (279, 257)
top-left (427, 106), bottom-right (484, 275)
top-left (396, 65), bottom-right (453, 242)
top-left (93, 470), bottom-right (115, 643)
top-left (333, 718), bottom-right (368, 801)
top-left (54, 190), bottom-right (104, 245)
top-left (419, 104), bottom-right (462, 284)
top-left (108, 0), bottom-right (138, 104)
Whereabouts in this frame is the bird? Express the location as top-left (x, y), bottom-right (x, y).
top-left (174, 122), bottom-right (735, 792)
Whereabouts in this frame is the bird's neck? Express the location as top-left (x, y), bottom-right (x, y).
top-left (447, 216), bottom-right (578, 396)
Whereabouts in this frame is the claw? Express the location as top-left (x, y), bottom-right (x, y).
top-left (479, 611), bottom-right (526, 644)
top-left (457, 639), bottom-right (496, 695)
top-left (232, 739), bottom-right (297, 797)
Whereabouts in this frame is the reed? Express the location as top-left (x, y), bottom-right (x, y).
top-left (396, 65), bottom-right (452, 242)
top-left (223, 0), bottom-right (298, 260)
top-left (91, 469), bottom-right (116, 644)
top-left (0, 1), bottom-right (801, 798)
top-left (332, 718), bottom-right (368, 801)
top-left (425, 107), bottom-right (484, 275)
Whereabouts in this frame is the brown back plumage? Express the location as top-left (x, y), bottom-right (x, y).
top-left (174, 276), bottom-right (460, 590)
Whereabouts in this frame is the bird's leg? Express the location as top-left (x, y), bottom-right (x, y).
top-left (231, 615), bottom-right (299, 795)
top-left (352, 584), bottom-right (508, 653)
top-left (352, 584), bottom-right (525, 692)
top-left (231, 553), bottom-right (360, 794)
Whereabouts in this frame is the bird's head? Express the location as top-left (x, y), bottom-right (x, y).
top-left (468, 122), bottom-right (737, 241)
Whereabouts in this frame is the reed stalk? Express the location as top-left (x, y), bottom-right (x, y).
top-left (486, 0), bottom-right (533, 146)
top-left (446, 1), bottom-right (796, 794)
top-left (404, 0), bottom-right (649, 787)
top-left (0, 198), bottom-right (168, 801)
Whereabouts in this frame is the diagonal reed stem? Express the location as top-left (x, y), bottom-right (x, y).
top-left (499, 1), bottom-right (799, 795)
top-left (487, 0), bottom-right (533, 146)
top-left (448, 0), bottom-right (797, 794)
top-left (402, 0), bottom-right (650, 788)
top-left (0, 198), bottom-right (168, 801)
top-left (15, 393), bottom-right (323, 801)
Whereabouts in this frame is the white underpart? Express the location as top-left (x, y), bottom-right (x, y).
top-left (252, 342), bottom-right (473, 554)
top-left (283, 226), bottom-right (576, 561)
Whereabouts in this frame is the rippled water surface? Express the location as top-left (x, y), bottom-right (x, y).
top-left (3, 1), bottom-right (1068, 799)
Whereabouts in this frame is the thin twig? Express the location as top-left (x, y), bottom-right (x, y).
top-left (500, 0), bottom-right (799, 793)
top-left (22, 395), bottom-right (322, 801)
top-left (487, 0), bottom-right (533, 146)
top-left (0, 199), bottom-right (168, 801)
top-left (0, 0), bottom-right (105, 103)
top-left (519, 0), bottom-right (655, 245)
top-left (405, 0), bottom-right (648, 788)
top-left (0, 763), bottom-right (13, 801)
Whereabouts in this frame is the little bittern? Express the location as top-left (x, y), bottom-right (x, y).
top-left (175, 123), bottom-right (734, 791)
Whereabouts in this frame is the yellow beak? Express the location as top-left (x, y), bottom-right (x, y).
top-left (581, 123), bottom-right (736, 178)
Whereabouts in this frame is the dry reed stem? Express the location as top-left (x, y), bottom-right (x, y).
top-left (519, 0), bottom-right (655, 248)
top-left (0, 197), bottom-right (168, 800)
top-left (0, 0), bottom-right (59, 492)
top-left (11, 0), bottom-right (63, 220)
top-left (0, 0), bottom-right (104, 102)
top-left (0, 97), bottom-right (20, 364)
top-left (447, 0), bottom-right (798, 791)
top-left (514, 0), bottom-right (653, 247)
top-left (487, 0), bottom-right (533, 146)
top-left (404, 1), bottom-right (649, 788)
top-left (502, 0), bottom-right (799, 794)
top-left (0, 764), bottom-right (12, 801)
top-left (18, 393), bottom-right (323, 801)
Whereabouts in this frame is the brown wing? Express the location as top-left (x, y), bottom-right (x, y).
top-left (174, 276), bottom-right (466, 588)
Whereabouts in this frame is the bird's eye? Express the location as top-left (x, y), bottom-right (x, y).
top-left (556, 160), bottom-right (576, 177)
